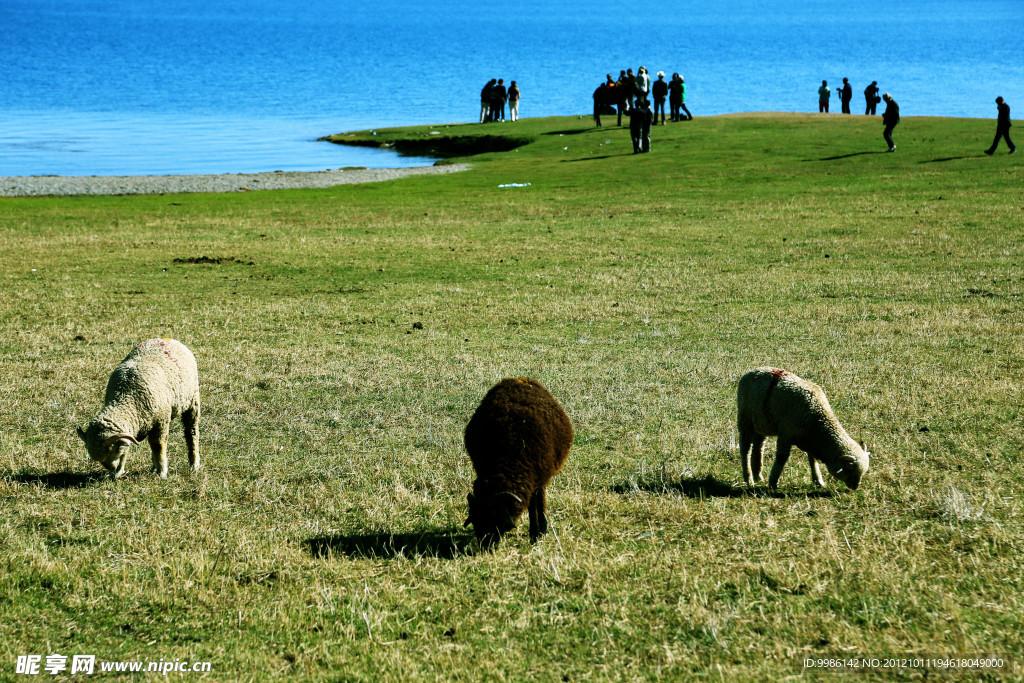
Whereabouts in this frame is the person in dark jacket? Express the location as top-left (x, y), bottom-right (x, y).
top-left (593, 82), bottom-right (608, 127)
top-left (491, 79), bottom-right (507, 122)
top-left (864, 81), bottom-right (879, 115)
top-left (985, 96), bottom-right (1016, 155)
top-left (839, 78), bottom-right (853, 114)
top-left (638, 98), bottom-right (653, 152)
top-left (480, 79), bottom-right (495, 123)
top-left (507, 81), bottom-right (520, 122)
top-left (652, 71), bottom-right (668, 124)
top-left (668, 72), bottom-right (683, 122)
top-left (615, 70), bottom-right (630, 125)
top-left (627, 98), bottom-right (654, 153)
top-left (881, 92), bottom-right (899, 151)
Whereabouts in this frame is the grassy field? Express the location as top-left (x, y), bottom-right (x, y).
top-left (1, 113), bottom-right (1022, 680)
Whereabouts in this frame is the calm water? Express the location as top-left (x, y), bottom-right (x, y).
top-left (2, 0), bottom-right (1021, 176)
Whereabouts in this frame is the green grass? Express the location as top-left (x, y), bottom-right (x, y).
top-left (1, 113), bottom-right (1022, 680)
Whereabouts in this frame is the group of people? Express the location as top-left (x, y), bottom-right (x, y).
top-left (479, 79), bottom-right (520, 123)
top-left (592, 67), bottom-right (693, 130)
top-left (816, 79), bottom-right (898, 151)
top-left (816, 79), bottom-right (1014, 155)
top-left (477, 73), bottom-right (1013, 158)
top-left (816, 78), bottom-right (883, 115)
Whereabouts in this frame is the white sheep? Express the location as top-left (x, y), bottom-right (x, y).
top-left (77, 338), bottom-right (200, 480)
top-left (737, 367), bottom-right (868, 490)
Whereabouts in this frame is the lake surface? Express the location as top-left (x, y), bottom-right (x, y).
top-left (2, 0), bottom-right (1021, 176)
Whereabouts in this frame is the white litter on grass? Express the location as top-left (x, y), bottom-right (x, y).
top-left (498, 183), bottom-right (532, 188)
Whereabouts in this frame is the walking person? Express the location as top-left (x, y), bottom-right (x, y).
top-left (864, 81), bottom-right (879, 115)
top-left (669, 72), bottom-right (683, 122)
top-left (881, 92), bottom-right (899, 151)
top-left (839, 77), bottom-right (853, 114)
top-left (626, 99), bottom-right (648, 153)
top-left (593, 82), bottom-right (608, 127)
top-left (984, 96), bottom-right (1016, 155)
top-left (508, 81), bottom-right (520, 122)
top-left (652, 71), bottom-right (668, 124)
top-left (678, 75), bottom-right (693, 120)
top-left (818, 80), bottom-right (831, 113)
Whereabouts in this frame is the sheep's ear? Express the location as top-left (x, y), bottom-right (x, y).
top-left (858, 440), bottom-right (871, 457)
top-left (76, 425), bottom-right (87, 442)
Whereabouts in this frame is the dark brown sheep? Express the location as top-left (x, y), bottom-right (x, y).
top-left (464, 377), bottom-right (573, 549)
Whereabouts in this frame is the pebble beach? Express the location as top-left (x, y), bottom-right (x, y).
top-left (0, 163), bottom-right (470, 197)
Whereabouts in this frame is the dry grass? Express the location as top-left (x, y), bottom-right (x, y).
top-left (1, 114), bottom-right (1021, 680)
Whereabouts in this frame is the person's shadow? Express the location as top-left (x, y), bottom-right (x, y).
top-left (610, 474), bottom-right (836, 499)
top-left (303, 528), bottom-right (476, 560)
top-left (810, 151), bottom-right (887, 161)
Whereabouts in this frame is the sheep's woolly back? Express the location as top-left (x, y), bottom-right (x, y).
top-left (87, 338), bottom-right (199, 441)
top-left (738, 367), bottom-right (868, 477)
top-left (464, 377), bottom-right (573, 504)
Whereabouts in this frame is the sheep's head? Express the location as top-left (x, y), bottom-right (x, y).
top-left (827, 442), bottom-right (870, 490)
top-left (77, 423), bottom-right (138, 480)
top-left (465, 490), bottom-right (524, 550)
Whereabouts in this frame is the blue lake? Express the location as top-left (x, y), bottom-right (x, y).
top-left (2, 0), bottom-right (1021, 176)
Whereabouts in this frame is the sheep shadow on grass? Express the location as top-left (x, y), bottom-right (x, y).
top-left (304, 528), bottom-right (476, 561)
top-left (8, 469), bottom-right (108, 489)
top-left (610, 474), bottom-right (836, 499)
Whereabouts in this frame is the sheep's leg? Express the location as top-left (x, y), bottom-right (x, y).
top-left (767, 438), bottom-right (793, 490)
top-left (148, 423), bottom-right (169, 478)
top-left (751, 436), bottom-right (766, 483)
top-left (808, 454), bottom-right (826, 487)
top-left (739, 425), bottom-right (755, 485)
top-left (528, 487), bottom-right (548, 543)
top-left (183, 397), bottom-right (200, 473)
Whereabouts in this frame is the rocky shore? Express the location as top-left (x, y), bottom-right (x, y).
top-left (0, 163), bottom-right (470, 197)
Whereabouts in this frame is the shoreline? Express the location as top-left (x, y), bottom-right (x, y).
top-left (0, 164), bottom-right (470, 198)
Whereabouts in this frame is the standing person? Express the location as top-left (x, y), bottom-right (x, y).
top-left (508, 81), bottom-right (520, 122)
top-left (480, 79), bottom-right (495, 123)
top-left (818, 80), bottom-right (831, 113)
top-left (593, 82), bottom-right (608, 127)
top-left (652, 71), bottom-right (668, 124)
top-left (669, 72), bottom-right (683, 122)
top-left (634, 66), bottom-right (650, 107)
top-left (638, 98), bottom-right (654, 152)
top-left (616, 70), bottom-right (632, 125)
top-left (840, 78), bottom-right (853, 114)
top-left (864, 81), bottom-right (880, 115)
top-left (492, 79), bottom-right (507, 122)
top-left (627, 99), bottom-right (644, 153)
top-left (881, 92), bottom-right (899, 151)
top-left (679, 75), bottom-right (693, 120)
top-left (985, 96), bottom-right (1016, 155)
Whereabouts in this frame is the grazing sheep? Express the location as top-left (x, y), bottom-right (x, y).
top-left (77, 338), bottom-right (200, 480)
top-left (737, 367), bottom-right (868, 490)
top-left (464, 378), bottom-right (573, 549)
